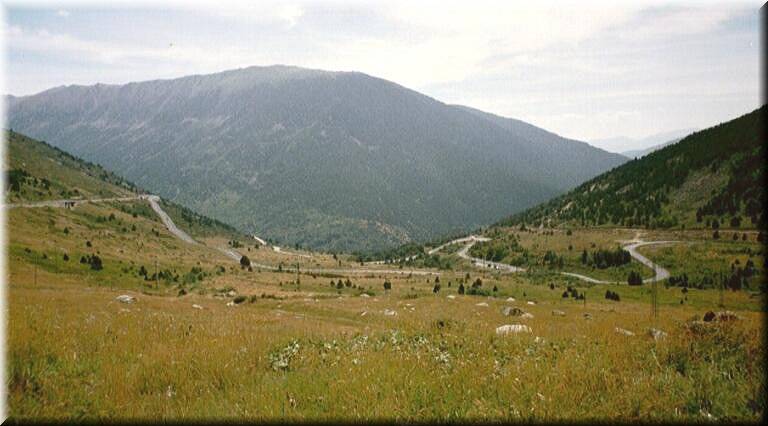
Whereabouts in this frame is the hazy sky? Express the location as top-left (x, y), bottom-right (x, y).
top-left (1, 0), bottom-right (762, 147)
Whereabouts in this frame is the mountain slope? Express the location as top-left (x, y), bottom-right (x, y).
top-left (7, 65), bottom-right (626, 252)
top-left (496, 107), bottom-right (765, 230)
top-left (4, 130), bottom-right (242, 240)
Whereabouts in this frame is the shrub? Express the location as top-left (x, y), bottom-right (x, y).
top-left (233, 295), bottom-right (247, 304)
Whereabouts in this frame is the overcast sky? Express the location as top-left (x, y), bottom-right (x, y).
top-left (1, 0), bottom-right (762, 148)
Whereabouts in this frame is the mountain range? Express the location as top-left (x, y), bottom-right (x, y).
top-left (6, 65), bottom-right (627, 252)
top-left (590, 128), bottom-right (696, 156)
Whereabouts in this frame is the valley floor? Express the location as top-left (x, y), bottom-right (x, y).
top-left (5, 198), bottom-right (765, 422)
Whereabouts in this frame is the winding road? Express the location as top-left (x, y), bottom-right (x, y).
top-left (7, 196), bottom-right (677, 281)
top-left (6, 195), bottom-right (439, 276)
top-left (428, 233), bottom-right (677, 283)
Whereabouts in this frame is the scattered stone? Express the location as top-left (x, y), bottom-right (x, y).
top-left (551, 310), bottom-right (565, 316)
top-left (115, 295), bottom-right (136, 304)
top-left (192, 304), bottom-right (204, 310)
top-left (506, 297), bottom-right (516, 302)
top-left (226, 301), bottom-right (235, 307)
top-left (360, 311), bottom-right (368, 316)
top-left (520, 313), bottom-right (534, 319)
top-left (526, 301), bottom-right (536, 305)
top-left (360, 294), bottom-right (370, 298)
top-left (615, 327), bottom-right (635, 336)
top-left (496, 324), bottom-right (532, 335)
top-left (447, 295), bottom-right (456, 299)
top-left (648, 328), bottom-right (667, 341)
top-left (383, 309), bottom-right (397, 316)
top-left (226, 290), bottom-right (237, 297)
top-left (502, 306), bottom-right (525, 316)
top-left (715, 311), bottom-right (740, 321)
top-left (476, 302), bottom-right (489, 307)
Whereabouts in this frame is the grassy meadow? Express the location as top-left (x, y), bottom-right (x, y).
top-left (6, 203), bottom-right (765, 421)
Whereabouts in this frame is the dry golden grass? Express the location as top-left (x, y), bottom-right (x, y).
top-left (6, 202), bottom-right (765, 422)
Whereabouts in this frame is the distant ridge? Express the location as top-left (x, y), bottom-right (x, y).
top-left (7, 65), bottom-right (627, 252)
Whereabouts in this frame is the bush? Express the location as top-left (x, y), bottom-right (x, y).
top-left (233, 295), bottom-right (247, 304)
top-left (627, 271), bottom-right (643, 286)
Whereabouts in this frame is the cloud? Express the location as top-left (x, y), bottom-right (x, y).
top-left (4, 1), bottom-right (759, 142)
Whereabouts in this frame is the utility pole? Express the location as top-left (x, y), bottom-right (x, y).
top-left (651, 279), bottom-right (658, 322)
top-left (155, 258), bottom-right (159, 289)
top-left (718, 270), bottom-right (725, 308)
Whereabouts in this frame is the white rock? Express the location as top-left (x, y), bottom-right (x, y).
top-left (506, 297), bottom-right (516, 302)
top-left (360, 311), bottom-right (368, 316)
top-left (226, 301), bottom-right (236, 307)
top-left (116, 295), bottom-right (136, 304)
top-left (192, 304), bottom-right (204, 310)
top-left (520, 313), bottom-right (534, 319)
top-left (648, 328), bottom-right (667, 340)
top-left (383, 309), bottom-right (397, 316)
top-left (526, 301), bottom-right (536, 305)
top-left (226, 290), bottom-right (237, 297)
top-left (476, 302), bottom-right (489, 307)
top-left (360, 294), bottom-right (370, 298)
top-left (447, 295), bottom-right (456, 299)
top-left (496, 324), bottom-right (532, 335)
top-left (615, 327), bottom-right (635, 336)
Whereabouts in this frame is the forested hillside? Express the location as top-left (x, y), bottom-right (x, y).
top-left (497, 106), bottom-right (765, 230)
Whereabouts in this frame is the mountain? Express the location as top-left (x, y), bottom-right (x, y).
top-left (496, 107), bottom-right (765, 230)
top-left (592, 128), bottom-right (696, 154)
top-left (6, 65), bottom-right (626, 252)
top-left (620, 137), bottom-right (683, 159)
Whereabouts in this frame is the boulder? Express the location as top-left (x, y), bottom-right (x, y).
top-left (383, 309), bottom-right (397, 316)
top-left (715, 311), bottom-right (740, 321)
top-left (447, 295), bottom-right (456, 299)
top-left (502, 306), bottom-right (525, 316)
top-left (226, 301), bottom-right (235, 307)
top-left (615, 327), bottom-right (635, 336)
top-left (475, 302), bottom-right (489, 307)
top-left (360, 294), bottom-right (370, 298)
top-left (226, 290), bottom-right (237, 297)
top-left (115, 295), bottom-right (136, 304)
top-left (496, 324), bottom-right (532, 335)
top-left (648, 328), bottom-right (667, 341)
top-left (526, 301), bottom-right (536, 305)
top-left (192, 304), bottom-right (204, 310)
top-left (703, 311), bottom-right (740, 322)
top-left (506, 297), bottom-right (516, 302)
top-left (520, 313), bottom-right (534, 319)
top-left (551, 310), bottom-right (566, 316)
